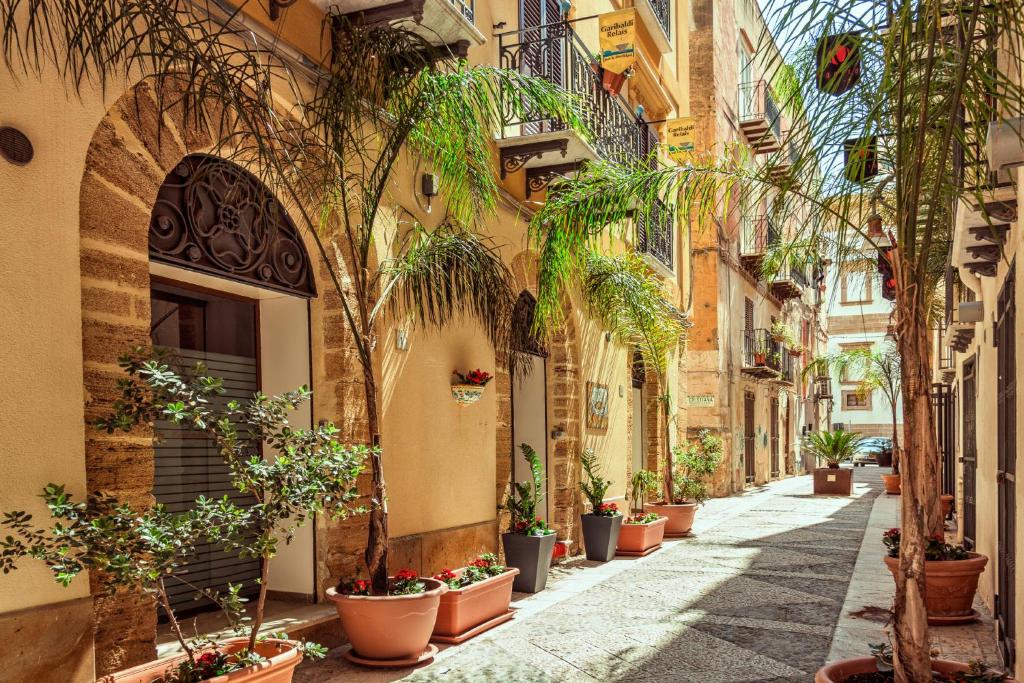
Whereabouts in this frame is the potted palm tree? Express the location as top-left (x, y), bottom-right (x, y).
top-left (805, 430), bottom-right (863, 496)
top-left (430, 553), bottom-right (519, 643)
top-left (502, 444), bottom-right (557, 593)
top-left (646, 429), bottom-right (724, 536)
top-left (616, 470), bottom-right (667, 556)
top-left (578, 449), bottom-right (624, 562)
top-left (0, 353), bottom-right (367, 683)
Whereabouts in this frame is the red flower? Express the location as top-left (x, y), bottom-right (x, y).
top-left (515, 520), bottom-right (528, 531)
top-left (883, 528), bottom-right (900, 538)
top-left (598, 502), bottom-right (618, 513)
top-left (434, 568), bottom-right (457, 581)
top-left (395, 568), bottom-right (418, 582)
top-left (197, 652), bottom-right (218, 666)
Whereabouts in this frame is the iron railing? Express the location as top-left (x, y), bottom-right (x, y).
top-left (449, 0), bottom-right (473, 22)
top-left (636, 199), bottom-right (674, 269)
top-left (740, 215), bottom-right (780, 255)
top-left (932, 383), bottom-right (957, 502)
top-left (773, 258), bottom-right (809, 288)
top-left (738, 80), bottom-right (782, 142)
top-left (743, 328), bottom-right (782, 371)
top-left (644, 0), bottom-right (671, 38)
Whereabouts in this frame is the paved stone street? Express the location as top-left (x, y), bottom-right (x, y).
top-left (298, 468), bottom-right (889, 682)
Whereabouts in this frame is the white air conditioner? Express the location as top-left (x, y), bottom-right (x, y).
top-left (987, 117), bottom-right (1024, 171)
top-left (953, 301), bottom-right (984, 324)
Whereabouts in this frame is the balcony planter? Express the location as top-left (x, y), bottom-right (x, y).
top-left (815, 657), bottom-right (1014, 683)
top-left (502, 531), bottom-right (557, 593)
top-left (451, 384), bottom-right (485, 405)
top-left (883, 553), bottom-right (988, 624)
top-left (881, 472), bottom-right (901, 495)
top-left (616, 515), bottom-right (667, 557)
top-left (941, 493), bottom-right (954, 520)
top-left (581, 513), bottom-right (624, 562)
top-left (754, 352), bottom-right (767, 366)
top-left (326, 578), bottom-right (447, 667)
top-left (102, 638), bottom-right (302, 683)
top-left (644, 502), bottom-right (697, 537)
top-left (431, 567), bottom-right (519, 644)
top-left (813, 467), bottom-right (852, 495)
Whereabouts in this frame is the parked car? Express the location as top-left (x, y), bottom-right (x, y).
top-left (853, 437), bottom-right (893, 467)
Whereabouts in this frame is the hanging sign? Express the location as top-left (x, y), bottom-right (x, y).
top-left (843, 136), bottom-right (878, 183)
top-left (665, 117), bottom-right (696, 164)
top-left (816, 34), bottom-right (862, 95)
top-left (598, 9), bottom-right (637, 75)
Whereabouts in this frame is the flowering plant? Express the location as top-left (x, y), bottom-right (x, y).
top-left (514, 516), bottom-right (553, 536)
top-left (882, 528), bottom-right (970, 561)
top-left (596, 502), bottom-right (620, 516)
top-left (159, 650), bottom-right (246, 682)
top-left (579, 448), bottom-right (617, 515)
top-left (453, 369), bottom-right (493, 386)
top-left (392, 568), bottom-right (426, 595)
top-left (336, 577), bottom-right (371, 595)
top-left (625, 512), bottom-right (660, 525)
top-left (434, 553), bottom-right (506, 590)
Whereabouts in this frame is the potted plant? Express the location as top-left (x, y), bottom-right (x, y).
top-left (816, 642), bottom-right (1013, 682)
top-left (451, 368), bottom-right (493, 405)
top-left (645, 430), bottom-right (723, 536)
top-left (789, 343), bottom-right (808, 357)
top-left (805, 430), bottom-right (862, 495)
top-left (0, 353), bottom-right (369, 682)
top-left (430, 553), bottom-right (519, 643)
top-left (501, 444), bottom-right (557, 593)
top-left (881, 529), bottom-right (989, 625)
top-left (578, 449), bottom-right (624, 562)
top-left (770, 320), bottom-right (794, 344)
top-left (754, 341), bottom-right (769, 366)
top-left (616, 470), bottom-right (667, 556)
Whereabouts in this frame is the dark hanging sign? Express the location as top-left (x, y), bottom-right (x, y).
top-left (843, 136), bottom-right (878, 183)
top-left (816, 34), bottom-right (862, 95)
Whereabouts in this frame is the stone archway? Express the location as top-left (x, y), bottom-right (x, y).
top-left (77, 78), bottom-right (359, 675)
top-left (496, 252), bottom-right (584, 552)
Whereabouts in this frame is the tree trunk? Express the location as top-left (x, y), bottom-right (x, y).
top-left (248, 555), bottom-right (271, 652)
top-left (891, 399), bottom-right (901, 475)
top-left (891, 299), bottom-right (943, 683)
top-left (363, 367), bottom-right (390, 595)
top-left (663, 394), bottom-right (674, 502)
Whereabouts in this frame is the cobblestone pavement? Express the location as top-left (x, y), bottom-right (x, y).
top-left (297, 469), bottom-right (882, 682)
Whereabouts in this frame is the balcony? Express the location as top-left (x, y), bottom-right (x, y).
top-left (737, 80), bottom-right (782, 153)
top-left (768, 141), bottom-right (802, 187)
top-left (742, 328), bottom-right (788, 380)
top-left (636, 198), bottom-right (674, 272)
top-left (635, 0), bottom-right (672, 53)
top-left (311, 0), bottom-right (484, 51)
top-left (769, 258), bottom-right (808, 301)
top-left (739, 215), bottom-right (780, 276)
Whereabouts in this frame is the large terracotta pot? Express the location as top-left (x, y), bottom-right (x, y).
top-left (881, 472), bottom-right (901, 495)
top-left (644, 502), bottom-right (697, 536)
top-left (815, 656), bottom-right (1015, 682)
top-left (581, 513), bottom-right (623, 562)
top-left (103, 638), bottom-right (302, 683)
top-left (883, 553), bottom-right (988, 624)
top-left (502, 532), bottom-right (557, 593)
top-left (326, 578), bottom-right (446, 662)
top-left (616, 516), bottom-right (667, 556)
top-left (941, 493), bottom-right (955, 519)
top-left (431, 567), bottom-right (519, 643)
top-left (813, 467), bottom-right (852, 495)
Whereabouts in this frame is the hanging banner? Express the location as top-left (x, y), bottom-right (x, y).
top-left (598, 9), bottom-right (637, 75)
top-left (665, 117), bottom-right (696, 163)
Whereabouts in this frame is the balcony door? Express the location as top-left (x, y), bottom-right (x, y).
top-left (996, 264), bottom-right (1016, 670)
top-left (770, 396), bottom-right (780, 478)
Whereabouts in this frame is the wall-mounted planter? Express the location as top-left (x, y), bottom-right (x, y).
top-left (581, 513), bottom-right (623, 562)
top-left (102, 638), bottom-right (302, 683)
top-left (502, 532), bottom-right (556, 593)
top-left (616, 516), bottom-right (667, 557)
top-left (451, 384), bottom-right (485, 405)
top-left (431, 567), bottom-right (519, 644)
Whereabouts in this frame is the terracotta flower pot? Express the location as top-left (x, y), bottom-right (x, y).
top-left (502, 532), bottom-right (557, 593)
top-left (644, 502), bottom-right (697, 536)
top-left (941, 493), bottom-right (955, 519)
top-left (581, 513), bottom-right (623, 562)
top-left (616, 516), bottom-right (667, 556)
top-left (431, 567), bottom-right (519, 643)
top-left (601, 68), bottom-right (628, 95)
top-left (326, 578), bottom-right (447, 662)
top-left (103, 638), bottom-right (302, 683)
top-left (813, 467), bottom-right (853, 495)
top-left (815, 656), bottom-right (1015, 682)
top-left (883, 553), bottom-right (988, 624)
top-left (881, 472), bottom-right (901, 494)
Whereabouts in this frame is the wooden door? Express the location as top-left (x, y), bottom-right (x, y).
top-left (997, 265), bottom-right (1016, 670)
top-left (770, 397), bottom-right (780, 478)
top-left (962, 357), bottom-right (978, 549)
top-left (744, 392), bottom-right (756, 484)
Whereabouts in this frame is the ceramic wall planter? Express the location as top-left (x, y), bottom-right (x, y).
top-left (102, 638), bottom-right (302, 683)
top-left (616, 516), bottom-right (668, 557)
top-left (813, 467), bottom-right (852, 495)
top-left (580, 514), bottom-right (623, 562)
top-left (644, 502), bottom-right (697, 537)
top-left (502, 532), bottom-right (557, 593)
top-left (881, 472), bottom-right (901, 494)
top-left (451, 384), bottom-right (485, 405)
top-left (883, 553), bottom-right (988, 624)
top-left (814, 656), bottom-right (1015, 682)
top-left (431, 567), bottom-right (520, 644)
top-left (326, 578), bottom-right (447, 667)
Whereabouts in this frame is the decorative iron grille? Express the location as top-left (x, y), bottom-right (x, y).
top-left (449, 0), bottom-right (473, 22)
top-left (636, 199), bottom-right (674, 270)
top-left (644, 0), bottom-right (671, 38)
top-left (743, 328), bottom-right (785, 372)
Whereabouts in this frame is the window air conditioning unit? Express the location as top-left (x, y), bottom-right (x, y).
top-left (987, 117), bottom-right (1024, 171)
top-left (953, 301), bottom-right (984, 324)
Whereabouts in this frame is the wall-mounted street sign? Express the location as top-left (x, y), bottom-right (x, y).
top-left (688, 394), bottom-right (716, 407)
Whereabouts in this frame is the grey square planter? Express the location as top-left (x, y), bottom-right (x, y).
top-left (502, 532), bottom-right (557, 593)
top-left (581, 514), bottom-right (623, 562)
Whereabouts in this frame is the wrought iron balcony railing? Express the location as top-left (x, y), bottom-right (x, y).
top-left (774, 258), bottom-right (808, 288)
top-left (636, 199), bottom-right (674, 270)
top-left (644, 0), bottom-right (671, 38)
top-left (740, 215), bottom-right (780, 255)
top-left (743, 328), bottom-right (783, 372)
top-left (738, 80), bottom-right (782, 145)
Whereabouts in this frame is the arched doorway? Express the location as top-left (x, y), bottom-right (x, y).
top-left (510, 291), bottom-right (550, 520)
top-left (148, 154), bottom-right (317, 613)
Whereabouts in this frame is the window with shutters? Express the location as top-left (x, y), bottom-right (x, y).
top-left (745, 297), bottom-right (754, 331)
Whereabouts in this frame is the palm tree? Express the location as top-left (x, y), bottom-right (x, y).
top-left (0, 1), bottom-right (589, 599)
top-left (525, 2), bottom-right (1024, 678)
top-left (805, 343), bottom-right (902, 472)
